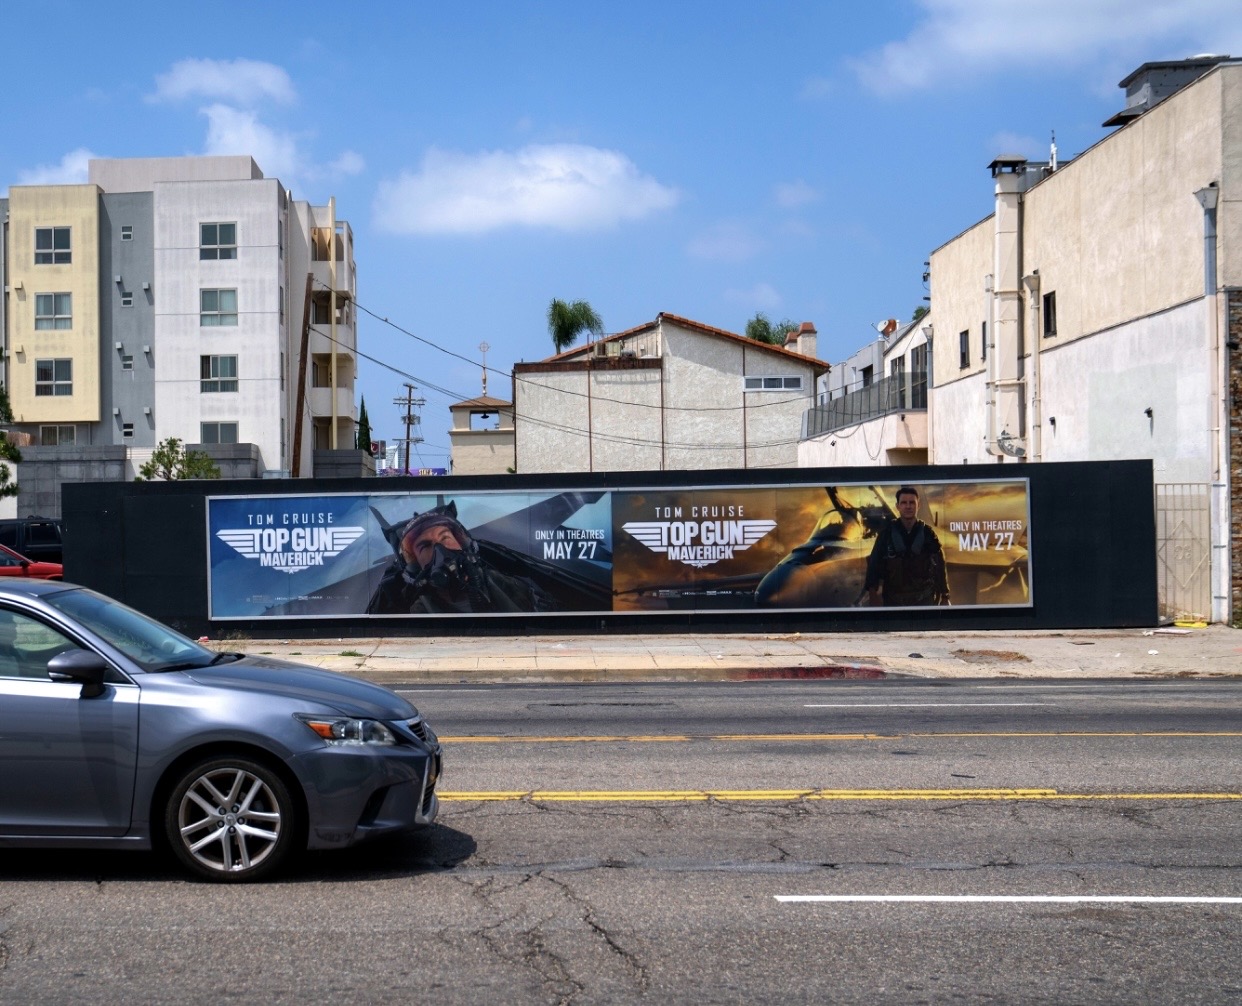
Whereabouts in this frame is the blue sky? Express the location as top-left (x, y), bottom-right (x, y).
top-left (3, 1), bottom-right (1238, 467)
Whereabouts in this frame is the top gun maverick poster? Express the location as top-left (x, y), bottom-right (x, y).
top-left (206, 479), bottom-right (1031, 619)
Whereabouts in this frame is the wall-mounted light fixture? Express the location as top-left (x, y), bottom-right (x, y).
top-left (1144, 407), bottom-right (1153, 418)
top-left (114, 342), bottom-right (123, 351)
top-left (1049, 416), bottom-right (1056, 428)
top-left (142, 281), bottom-right (150, 291)
top-left (114, 275), bottom-right (122, 285)
top-left (112, 407), bottom-right (120, 416)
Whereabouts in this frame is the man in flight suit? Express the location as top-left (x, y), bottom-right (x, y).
top-left (863, 486), bottom-right (950, 606)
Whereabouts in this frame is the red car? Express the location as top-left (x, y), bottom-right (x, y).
top-left (0, 542), bottom-right (62, 580)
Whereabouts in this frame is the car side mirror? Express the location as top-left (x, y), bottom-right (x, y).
top-left (47, 649), bottom-right (109, 699)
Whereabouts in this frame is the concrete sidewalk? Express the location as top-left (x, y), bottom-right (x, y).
top-left (207, 624), bottom-right (1242, 683)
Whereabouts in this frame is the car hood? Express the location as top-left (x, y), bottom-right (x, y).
top-left (182, 655), bottom-right (418, 721)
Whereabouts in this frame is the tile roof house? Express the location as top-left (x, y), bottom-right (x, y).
top-left (512, 312), bottom-right (827, 473)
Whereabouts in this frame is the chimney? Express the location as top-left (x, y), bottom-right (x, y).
top-left (785, 321), bottom-right (818, 359)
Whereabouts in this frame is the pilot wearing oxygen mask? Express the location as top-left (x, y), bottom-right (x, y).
top-left (366, 507), bottom-right (555, 614)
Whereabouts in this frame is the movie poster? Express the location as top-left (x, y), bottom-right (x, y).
top-left (206, 479), bottom-right (1030, 619)
top-left (611, 481), bottom-right (1030, 611)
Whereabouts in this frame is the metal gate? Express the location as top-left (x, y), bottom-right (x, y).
top-left (1154, 483), bottom-right (1211, 623)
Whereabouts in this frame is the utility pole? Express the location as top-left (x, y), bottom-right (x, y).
top-left (393, 383), bottom-right (424, 474)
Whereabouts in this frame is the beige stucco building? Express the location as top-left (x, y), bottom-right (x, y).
top-left (799, 55), bottom-right (1242, 622)
top-left (514, 313), bottom-right (826, 473)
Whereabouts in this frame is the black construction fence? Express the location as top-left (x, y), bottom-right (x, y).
top-left (61, 460), bottom-right (1156, 638)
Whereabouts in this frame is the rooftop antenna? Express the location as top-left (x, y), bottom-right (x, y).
top-left (1050, 130), bottom-right (1058, 171)
top-left (479, 341), bottom-right (490, 396)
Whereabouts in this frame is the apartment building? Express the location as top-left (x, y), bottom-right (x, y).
top-left (1, 155), bottom-right (361, 514)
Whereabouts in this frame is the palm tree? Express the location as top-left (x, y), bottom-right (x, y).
top-left (547, 299), bottom-right (604, 355)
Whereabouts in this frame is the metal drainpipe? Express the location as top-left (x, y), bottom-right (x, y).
top-left (1195, 185), bottom-right (1227, 623)
top-left (1023, 272), bottom-right (1042, 462)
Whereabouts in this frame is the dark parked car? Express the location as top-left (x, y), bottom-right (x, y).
top-left (0, 516), bottom-right (63, 564)
top-left (0, 579), bottom-right (441, 881)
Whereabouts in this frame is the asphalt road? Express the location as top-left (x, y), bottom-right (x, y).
top-left (1, 678), bottom-right (1239, 1003)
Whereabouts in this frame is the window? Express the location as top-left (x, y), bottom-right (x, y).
top-left (1043, 291), bottom-right (1058, 338)
top-left (121, 354), bottom-right (134, 371)
top-left (122, 423), bottom-right (134, 439)
top-left (200, 288), bottom-right (238, 326)
top-left (121, 225), bottom-right (133, 241)
top-left (860, 365), bottom-right (873, 388)
top-left (35, 359), bottom-right (72, 397)
top-left (981, 321), bottom-right (988, 362)
top-left (743, 376), bottom-right (804, 392)
top-left (39, 425), bottom-right (76, 446)
top-left (200, 355), bottom-right (238, 393)
top-left (0, 609), bottom-right (79, 680)
top-left (200, 222), bottom-right (237, 260)
top-left (890, 356), bottom-right (907, 408)
top-left (34, 226), bottom-right (71, 264)
top-left (121, 292), bottom-right (133, 307)
top-left (200, 422), bottom-right (238, 445)
top-left (34, 293), bottom-right (72, 330)
top-left (910, 343), bottom-right (928, 409)
top-left (959, 329), bottom-right (970, 369)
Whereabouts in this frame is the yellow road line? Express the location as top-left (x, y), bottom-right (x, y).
top-left (438, 731), bottom-right (1242, 744)
top-left (438, 788), bottom-right (1242, 803)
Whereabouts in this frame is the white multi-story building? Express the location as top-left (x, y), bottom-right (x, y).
top-left (0, 155), bottom-right (361, 513)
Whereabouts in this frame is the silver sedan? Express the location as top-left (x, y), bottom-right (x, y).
top-left (0, 579), bottom-right (441, 881)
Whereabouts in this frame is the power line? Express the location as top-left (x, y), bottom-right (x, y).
top-left (325, 281), bottom-right (817, 417)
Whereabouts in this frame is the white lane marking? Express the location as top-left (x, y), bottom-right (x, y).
top-left (776, 895), bottom-right (1242, 904)
top-left (803, 703), bottom-right (1052, 708)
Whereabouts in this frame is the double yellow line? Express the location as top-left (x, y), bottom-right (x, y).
top-left (439, 788), bottom-right (1242, 803)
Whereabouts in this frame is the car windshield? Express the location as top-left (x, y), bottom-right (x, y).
top-left (43, 586), bottom-right (217, 672)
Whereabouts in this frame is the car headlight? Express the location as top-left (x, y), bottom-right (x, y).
top-left (297, 715), bottom-right (398, 746)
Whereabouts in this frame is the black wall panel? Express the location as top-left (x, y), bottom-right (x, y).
top-left (61, 460), bottom-right (1157, 637)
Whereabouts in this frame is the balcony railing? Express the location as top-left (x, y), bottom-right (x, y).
top-left (803, 371), bottom-right (927, 439)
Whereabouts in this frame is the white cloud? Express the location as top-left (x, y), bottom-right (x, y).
top-left (686, 221), bottom-right (766, 263)
top-left (150, 58), bottom-right (296, 106)
top-left (850, 0), bottom-right (1241, 94)
top-left (774, 180), bottom-right (821, 209)
top-left (373, 144), bottom-right (679, 235)
top-left (16, 148), bottom-right (96, 186)
top-left (725, 283), bottom-right (783, 311)
top-left (328, 150), bottom-right (366, 177)
top-left (201, 104), bottom-right (301, 180)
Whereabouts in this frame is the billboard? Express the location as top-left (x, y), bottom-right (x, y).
top-left (206, 478), bottom-right (1030, 619)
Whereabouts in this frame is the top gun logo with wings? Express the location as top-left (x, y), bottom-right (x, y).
top-left (216, 525), bottom-right (366, 574)
top-left (621, 518), bottom-right (778, 568)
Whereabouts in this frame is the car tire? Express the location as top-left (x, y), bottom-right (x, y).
top-left (164, 755), bottom-right (300, 882)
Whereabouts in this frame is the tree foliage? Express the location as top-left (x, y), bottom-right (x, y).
top-left (744, 312), bottom-right (797, 346)
top-left (547, 299), bottom-right (604, 354)
top-left (136, 437), bottom-right (221, 481)
top-left (0, 386), bottom-right (20, 499)
top-left (356, 396), bottom-right (373, 453)
top-left (912, 305), bottom-right (929, 322)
